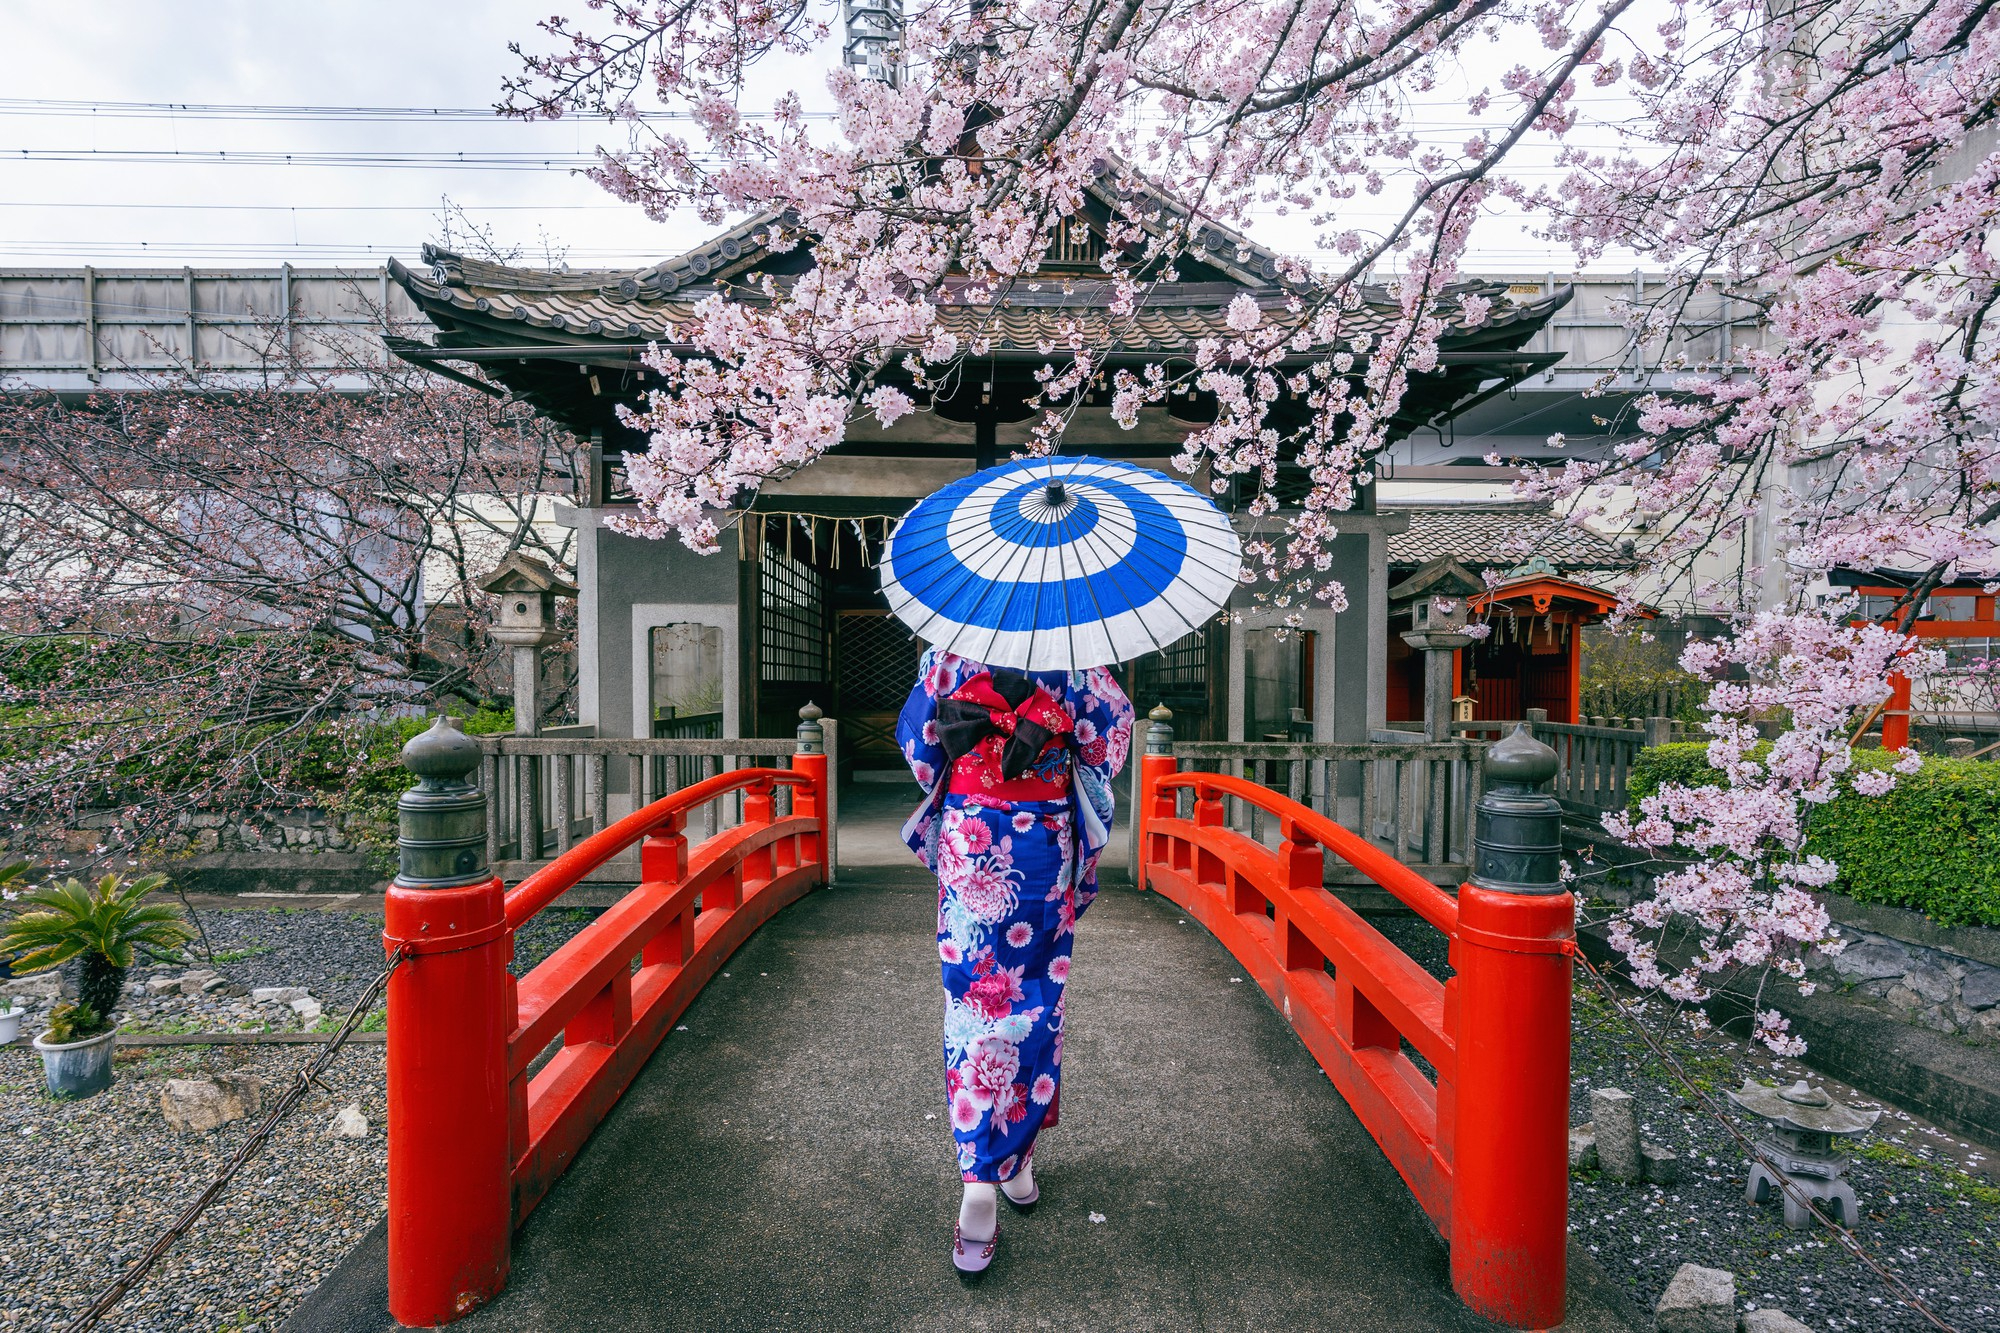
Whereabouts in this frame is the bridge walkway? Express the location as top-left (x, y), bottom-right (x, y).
top-left (292, 784), bottom-right (1640, 1332)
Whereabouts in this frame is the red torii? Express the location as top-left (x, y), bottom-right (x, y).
top-left (1836, 569), bottom-right (2000, 751)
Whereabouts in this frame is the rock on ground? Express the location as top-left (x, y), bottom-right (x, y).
top-left (159, 1072), bottom-right (263, 1133)
top-left (0, 1044), bottom-right (386, 1332)
top-left (1657, 1262), bottom-right (1737, 1333)
top-left (1740, 1310), bottom-right (1816, 1333)
top-left (1639, 1139), bottom-right (1680, 1186)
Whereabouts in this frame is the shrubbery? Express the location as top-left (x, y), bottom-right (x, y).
top-left (0, 701), bottom-right (514, 874)
top-left (315, 706), bottom-right (514, 869)
top-left (1628, 742), bottom-right (2000, 927)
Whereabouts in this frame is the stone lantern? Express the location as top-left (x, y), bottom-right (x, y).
top-left (1727, 1078), bottom-right (1880, 1228)
top-left (478, 552), bottom-right (578, 737)
top-left (1389, 557), bottom-right (1484, 741)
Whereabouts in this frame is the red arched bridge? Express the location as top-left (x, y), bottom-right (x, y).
top-left (302, 709), bottom-right (1618, 1332)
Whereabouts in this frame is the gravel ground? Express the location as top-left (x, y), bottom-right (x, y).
top-left (182, 901), bottom-right (603, 1007)
top-left (0, 1043), bottom-right (387, 1333)
top-left (0, 902), bottom-right (603, 1332)
top-left (1374, 914), bottom-right (2000, 1332)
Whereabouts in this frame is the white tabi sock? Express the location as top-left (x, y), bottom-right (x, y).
top-left (1001, 1158), bottom-right (1035, 1203)
top-left (959, 1183), bottom-right (997, 1242)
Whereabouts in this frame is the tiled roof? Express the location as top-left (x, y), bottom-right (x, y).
top-left (1386, 505), bottom-right (1635, 572)
top-left (391, 247), bottom-right (1568, 357)
top-left (596, 162), bottom-right (1300, 298)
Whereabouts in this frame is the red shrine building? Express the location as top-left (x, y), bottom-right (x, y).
top-left (1384, 510), bottom-right (1645, 727)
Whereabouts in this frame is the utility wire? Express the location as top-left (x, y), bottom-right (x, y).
top-left (0, 97), bottom-right (836, 123)
top-left (0, 94), bottom-right (1644, 121)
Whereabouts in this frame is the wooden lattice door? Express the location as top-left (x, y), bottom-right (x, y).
top-left (836, 610), bottom-right (924, 765)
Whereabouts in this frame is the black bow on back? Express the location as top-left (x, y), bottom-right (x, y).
top-left (935, 669), bottom-right (1062, 782)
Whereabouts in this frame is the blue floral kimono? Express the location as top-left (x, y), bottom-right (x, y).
top-left (897, 648), bottom-right (1134, 1183)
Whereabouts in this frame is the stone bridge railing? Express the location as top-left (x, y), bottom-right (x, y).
top-left (1451, 710), bottom-right (1685, 819)
top-left (477, 711), bottom-right (840, 882)
top-left (1136, 713), bottom-right (1486, 885)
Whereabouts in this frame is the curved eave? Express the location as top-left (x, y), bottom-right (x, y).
top-left (1475, 576), bottom-right (1657, 619)
top-left (385, 254), bottom-right (1573, 443)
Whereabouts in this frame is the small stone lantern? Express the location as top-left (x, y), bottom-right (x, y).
top-left (478, 552), bottom-right (578, 737)
top-left (1727, 1078), bottom-right (1880, 1228)
top-left (1409, 593), bottom-right (1472, 637)
top-left (1389, 558), bottom-right (1485, 741)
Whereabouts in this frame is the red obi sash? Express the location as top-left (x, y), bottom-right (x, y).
top-left (942, 673), bottom-right (1073, 802)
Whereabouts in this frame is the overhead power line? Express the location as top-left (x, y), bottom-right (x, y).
top-left (0, 95), bottom-right (1639, 123)
top-left (6, 146), bottom-right (1597, 177)
top-left (11, 148), bottom-right (623, 170)
top-left (0, 97), bottom-right (836, 123)
top-left (0, 202), bottom-right (638, 211)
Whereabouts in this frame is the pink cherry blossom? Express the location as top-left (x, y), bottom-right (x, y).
top-left (502, 0), bottom-right (2000, 1057)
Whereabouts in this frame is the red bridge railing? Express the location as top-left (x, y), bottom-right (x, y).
top-left (1137, 710), bottom-right (1574, 1330)
top-left (381, 711), bottom-right (831, 1326)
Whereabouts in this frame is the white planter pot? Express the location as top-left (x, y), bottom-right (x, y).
top-left (0, 1008), bottom-right (22, 1044)
top-left (33, 1027), bottom-right (116, 1099)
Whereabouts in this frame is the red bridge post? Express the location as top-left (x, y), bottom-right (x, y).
top-left (383, 717), bottom-right (512, 1326)
top-left (794, 703), bottom-right (830, 868)
top-left (1135, 704), bottom-right (1177, 892)
top-left (1450, 725), bottom-right (1573, 1329)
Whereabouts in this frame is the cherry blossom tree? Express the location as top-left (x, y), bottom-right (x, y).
top-left (505, 0), bottom-right (2000, 1048)
top-left (0, 319), bottom-right (585, 867)
top-left (1520, 0), bottom-right (2000, 1045)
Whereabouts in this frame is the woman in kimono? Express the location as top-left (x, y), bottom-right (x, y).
top-left (896, 647), bottom-right (1135, 1275)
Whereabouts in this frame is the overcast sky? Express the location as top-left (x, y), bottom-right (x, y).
top-left (3, 2), bottom-right (1605, 274)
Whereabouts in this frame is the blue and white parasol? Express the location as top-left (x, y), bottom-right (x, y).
top-left (879, 456), bottom-right (1242, 672)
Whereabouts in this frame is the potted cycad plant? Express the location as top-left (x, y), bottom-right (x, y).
top-left (0, 871), bottom-right (192, 1098)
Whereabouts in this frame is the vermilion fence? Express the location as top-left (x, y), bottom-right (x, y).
top-left (1137, 737), bottom-right (1575, 1329)
top-left (383, 725), bottom-right (830, 1326)
top-left (503, 765), bottom-right (827, 1220)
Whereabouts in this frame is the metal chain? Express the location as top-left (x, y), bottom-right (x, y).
top-left (61, 943), bottom-right (408, 1333)
top-left (1572, 950), bottom-right (1959, 1333)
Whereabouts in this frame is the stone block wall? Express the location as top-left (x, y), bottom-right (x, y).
top-left (1574, 831), bottom-right (2000, 1043)
top-left (8, 805), bottom-right (387, 898)
top-left (1810, 919), bottom-right (2000, 1041)
top-left (155, 807), bottom-right (360, 857)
